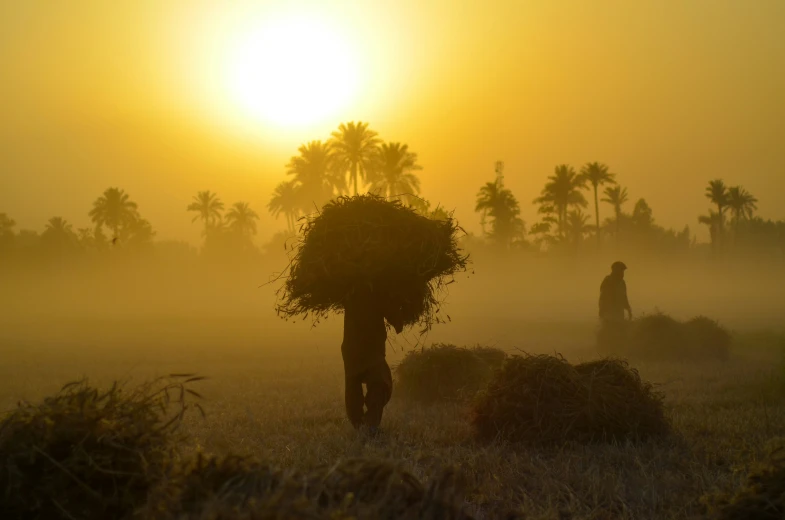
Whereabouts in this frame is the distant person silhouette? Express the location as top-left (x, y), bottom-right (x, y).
top-left (341, 287), bottom-right (403, 435)
top-left (599, 261), bottom-right (633, 322)
top-left (598, 261), bottom-right (632, 350)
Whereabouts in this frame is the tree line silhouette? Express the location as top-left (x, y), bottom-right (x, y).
top-left (1, 121), bottom-right (782, 264)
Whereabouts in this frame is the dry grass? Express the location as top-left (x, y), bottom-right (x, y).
top-left (1, 330), bottom-right (784, 519)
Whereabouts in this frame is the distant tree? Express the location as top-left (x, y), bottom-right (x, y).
top-left (698, 211), bottom-right (722, 253)
top-left (705, 179), bottom-right (728, 250)
top-left (330, 121), bottom-right (381, 195)
top-left (367, 142), bottom-right (422, 205)
top-left (89, 187), bottom-right (139, 239)
top-left (529, 221), bottom-right (557, 249)
top-left (726, 186), bottom-right (758, 224)
top-left (225, 202), bottom-right (260, 238)
top-left (41, 217), bottom-right (77, 251)
top-left (125, 218), bottom-right (156, 249)
top-left (268, 181), bottom-right (301, 232)
top-left (0, 213), bottom-right (15, 236)
top-left (475, 179), bottom-right (524, 248)
top-left (286, 140), bottom-right (342, 211)
top-left (580, 162), bottom-right (616, 246)
top-left (534, 165), bottom-right (587, 239)
top-left (631, 198), bottom-right (654, 229)
top-left (565, 210), bottom-right (592, 245)
top-left (601, 185), bottom-right (629, 240)
top-left (187, 191), bottom-right (224, 235)
top-left (0, 213), bottom-right (15, 250)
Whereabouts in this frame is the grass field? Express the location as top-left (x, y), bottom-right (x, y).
top-left (1, 318), bottom-right (784, 519)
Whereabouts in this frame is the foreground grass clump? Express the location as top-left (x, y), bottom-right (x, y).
top-left (395, 344), bottom-right (506, 404)
top-left (602, 312), bottom-right (731, 361)
top-left (275, 194), bottom-right (469, 332)
top-left (0, 376), bottom-right (203, 520)
top-left (0, 377), bottom-right (474, 520)
top-left (142, 454), bottom-right (473, 520)
top-left (471, 354), bottom-right (669, 444)
top-left (703, 442), bottom-right (785, 520)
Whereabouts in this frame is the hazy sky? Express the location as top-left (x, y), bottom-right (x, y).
top-left (2, 0), bottom-right (783, 244)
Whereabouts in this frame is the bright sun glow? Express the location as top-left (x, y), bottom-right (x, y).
top-left (226, 16), bottom-right (359, 129)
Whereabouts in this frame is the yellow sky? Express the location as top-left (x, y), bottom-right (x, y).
top-left (1, 0), bottom-right (784, 243)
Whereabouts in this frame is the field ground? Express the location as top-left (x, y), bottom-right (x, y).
top-left (1, 318), bottom-right (784, 519)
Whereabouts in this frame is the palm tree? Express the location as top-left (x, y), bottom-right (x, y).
top-left (268, 181), bottom-right (301, 231)
top-left (330, 121), bottom-right (381, 195)
top-left (367, 142), bottom-right (422, 204)
top-left (601, 185), bottom-right (629, 239)
top-left (727, 186), bottom-right (758, 224)
top-left (698, 211), bottom-right (722, 253)
top-left (187, 191), bottom-right (224, 234)
top-left (0, 213), bottom-right (15, 237)
top-left (565, 210), bottom-right (592, 245)
top-left (705, 179), bottom-right (728, 249)
top-left (475, 180), bottom-right (524, 247)
top-left (125, 218), bottom-right (156, 248)
top-left (286, 141), bottom-right (342, 211)
top-left (89, 187), bottom-right (139, 239)
top-left (580, 162), bottom-right (616, 246)
top-left (225, 202), bottom-right (260, 238)
top-left (533, 165), bottom-right (587, 239)
top-left (42, 217), bottom-right (76, 249)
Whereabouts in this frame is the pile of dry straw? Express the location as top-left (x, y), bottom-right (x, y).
top-left (600, 312), bottom-right (731, 361)
top-left (471, 354), bottom-right (670, 444)
top-left (0, 377), bottom-right (473, 520)
top-left (395, 344), bottom-right (507, 404)
top-left (275, 195), bottom-right (468, 332)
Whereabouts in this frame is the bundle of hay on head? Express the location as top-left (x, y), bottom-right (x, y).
top-left (276, 194), bottom-right (469, 332)
top-left (470, 354), bottom-right (669, 444)
top-left (395, 344), bottom-right (507, 404)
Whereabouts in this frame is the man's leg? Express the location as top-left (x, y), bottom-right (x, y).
top-left (363, 361), bottom-right (393, 429)
top-left (344, 371), bottom-right (365, 429)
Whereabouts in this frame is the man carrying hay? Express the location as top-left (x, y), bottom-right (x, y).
top-left (598, 261), bottom-right (632, 350)
top-left (275, 194), bottom-right (469, 432)
top-left (342, 287), bottom-right (403, 433)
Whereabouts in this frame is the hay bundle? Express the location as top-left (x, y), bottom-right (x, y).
top-left (614, 312), bottom-right (731, 361)
top-left (470, 354), bottom-right (669, 444)
top-left (275, 194), bottom-right (469, 331)
top-left (395, 344), bottom-right (507, 403)
top-left (0, 376), bottom-right (203, 520)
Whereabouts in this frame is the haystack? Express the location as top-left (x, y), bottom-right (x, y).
top-left (275, 194), bottom-right (469, 332)
top-left (470, 354), bottom-right (669, 444)
top-left (0, 376), bottom-right (204, 520)
top-left (395, 344), bottom-right (507, 403)
top-left (614, 312), bottom-right (731, 361)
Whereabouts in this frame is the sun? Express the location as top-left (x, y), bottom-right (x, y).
top-left (226, 16), bottom-right (359, 129)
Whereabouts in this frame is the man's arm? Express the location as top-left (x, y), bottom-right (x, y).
top-left (384, 302), bottom-right (404, 334)
top-left (622, 281), bottom-right (632, 319)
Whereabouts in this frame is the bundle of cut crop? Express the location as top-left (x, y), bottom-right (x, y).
top-left (275, 194), bottom-right (469, 332)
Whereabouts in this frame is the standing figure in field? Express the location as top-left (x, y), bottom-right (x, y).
top-left (598, 261), bottom-right (632, 350)
top-left (342, 288), bottom-right (403, 434)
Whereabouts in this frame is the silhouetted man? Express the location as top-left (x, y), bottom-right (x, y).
top-left (598, 261), bottom-right (632, 350)
top-left (341, 287), bottom-right (403, 434)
